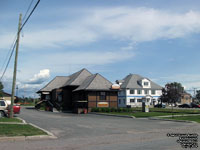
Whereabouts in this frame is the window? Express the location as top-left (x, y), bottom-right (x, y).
top-left (58, 95), bottom-right (62, 102)
top-left (137, 90), bottom-right (142, 94)
top-left (146, 98), bottom-right (150, 102)
top-left (145, 90), bottom-right (149, 94)
top-left (0, 101), bottom-right (5, 106)
top-left (144, 82), bottom-right (149, 86)
top-left (119, 99), bottom-right (121, 104)
top-left (130, 89), bottom-right (134, 94)
top-left (151, 90), bottom-right (156, 95)
top-left (45, 94), bottom-right (50, 100)
top-left (100, 92), bottom-right (106, 100)
top-left (119, 91), bottom-right (124, 96)
top-left (130, 99), bottom-right (135, 103)
top-left (123, 99), bottom-right (126, 104)
top-left (137, 99), bottom-right (143, 103)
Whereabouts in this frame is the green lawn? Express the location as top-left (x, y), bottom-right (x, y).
top-left (161, 115), bottom-right (200, 123)
top-left (149, 108), bottom-right (200, 114)
top-left (103, 112), bottom-right (181, 118)
top-left (0, 118), bottom-right (22, 123)
top-left (0, 124), bottom-right (47, 137)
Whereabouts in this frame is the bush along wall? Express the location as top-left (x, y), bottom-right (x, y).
top-left (91, 107), bottom-right (141, 113)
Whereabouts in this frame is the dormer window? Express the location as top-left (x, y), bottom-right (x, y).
top-left (140, 78), bottom-right (151, 88)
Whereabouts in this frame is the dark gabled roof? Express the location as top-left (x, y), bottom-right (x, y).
top-left (0, 91), bottom-right (17, 98)
top-left (2, 91), bottom-right (11, 96)
top-left (62, 68), bottom-right (92, 87)
top-left (73, 73), bottom-right (113, 91)
top-left (120, 74), bottom-right (162, 89)
top-left (37, 76), bottom-right (70, 93)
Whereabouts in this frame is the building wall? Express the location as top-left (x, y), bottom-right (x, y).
top-left (51, 89), bottom-right (62, 102)
top-left (73, 91), bottom-right (118, 109)
top-left (118, 89), bottom-right (162, 107)
top-left (62, 86), bottom-right (78, 110)
top-left (180, 94), bottom-right (192, 104)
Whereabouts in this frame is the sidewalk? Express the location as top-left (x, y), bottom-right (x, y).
top-left (89, 112), bottom-right (198, 123)
top-left (157, 113), bottom-right (200, 118)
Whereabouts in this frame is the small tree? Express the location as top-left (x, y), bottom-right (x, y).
top-left (0, 81), bottom-right (4, 98)
top-left (161, 82), bottom-right (184, 106)
top-left (195, 90), bottom-right (200, 103)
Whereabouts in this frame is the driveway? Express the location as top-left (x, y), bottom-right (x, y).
top-left (0, 106), bottom-right (200, 150)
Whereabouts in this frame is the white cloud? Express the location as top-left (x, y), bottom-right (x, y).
top-left (33, 50), bottom-right (134, 69)
top-left (86, 7), bottom-right (200, 42)
top-left (157, 74), bottom-right (200, 90)
top-left (26, 69), bottom-right (50, 84)
top-left (1, 7), bottom-right (200, 50)
top-left (19, 27), bottom-right (98, 49)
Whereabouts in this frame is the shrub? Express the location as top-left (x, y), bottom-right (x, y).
top-left (105, 108), bottom-right (111, 112)
top-left (91, 107), bottom-right (100, 112)
top-left (100, 107), bottom-right (107, 112)
top-left (110, 107), bottom-right (116, 112)
top-left (117, 108), bottom-right (122, 112)
top-left (122, 108), bottom-right (128, 112)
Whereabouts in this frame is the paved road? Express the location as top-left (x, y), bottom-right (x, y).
top-left (0, 107), bottom-right (200, 150)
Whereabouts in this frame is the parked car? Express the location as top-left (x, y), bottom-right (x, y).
top-left (178, 104), bottom-right (191, 108)
top-left (8, 104), bottom-right (21, 114)
top-left (0, 100), bottom-right (21, 117)
top-left (154, 103), bottom-right (166, 108)
top-left (0, 100), bottom-right (9, 117)
top-left (190, 103), bottom-right (200, 108)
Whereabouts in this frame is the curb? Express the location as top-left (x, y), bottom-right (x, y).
top-left (148, 117), bottom-right (197, 123)
top-left (0, 118), bottom-right (57, 141)
top-left (89, 112), bottom-right (135, 118)
top-left (0, 117), bottom-right (26, 125)
top-left (28, 123), bottom-right (57, 139)
top-left (16, 117), bottom-right (26, 123)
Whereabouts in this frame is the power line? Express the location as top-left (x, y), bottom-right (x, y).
top-left (0, 0), bottom-right (35, 76)
top-left (0, 0), bottom-right (40, 81)
top-left (22, 0), bottom-right (34, 23)
top-left (0, 41), bottom-right (17, 81)
top-left (0, 35), bottom-right (17, 75)
top-left (20, 0), bottom-right (40, 32)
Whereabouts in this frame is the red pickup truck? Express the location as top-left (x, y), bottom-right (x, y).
top-left (0, 100), bottom-right (21, 117)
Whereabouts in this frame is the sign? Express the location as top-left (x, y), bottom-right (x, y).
top-left (97, 102), bottom-right (109, 107)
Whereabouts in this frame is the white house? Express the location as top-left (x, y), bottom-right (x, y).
top-left (116, 74), bottom-right (162, 107)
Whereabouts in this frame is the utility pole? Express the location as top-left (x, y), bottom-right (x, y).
top-left (10, 14), bottom-right (22, 118)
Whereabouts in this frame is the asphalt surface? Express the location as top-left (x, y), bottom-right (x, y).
top-left (0, 106), bottom-right (200, 150)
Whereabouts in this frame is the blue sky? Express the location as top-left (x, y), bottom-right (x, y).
top-left (1, 0), bottom-right (200, 97)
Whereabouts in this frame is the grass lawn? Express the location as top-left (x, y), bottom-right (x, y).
top-left (0, 118), bottom-right (22, 123)
top-left (161, 115), bottom-right (200, 123)
top-left (149, 108), bottom-right (200, 114)
top-left (103, 112), bottom-right (181, 118)
top-left (0, 124), bottom-right (48, 137)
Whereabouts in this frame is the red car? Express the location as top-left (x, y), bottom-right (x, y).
top-left (13, 104), bottom-right (21, 114)
top-left (8, 104), bottom-right (21, 115)
top-left (0, 100), bottom-right (21, 117)
top-left (190, 103), bottom-right (200, 108)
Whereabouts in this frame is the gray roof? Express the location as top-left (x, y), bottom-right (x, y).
top-left (37, 76), bottom-right (70, 93)
top-left (62, 68), bottom-right (92, 87)
top-left (73, 73), bottom-right (113, 91)
top-left (120, 74), bottom-right (162, 89)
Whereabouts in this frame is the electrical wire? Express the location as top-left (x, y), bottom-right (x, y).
top-left (20, 0), bottom-right (40, 32)
top-left (0, 41), bottom-right (17, 81)
top-left (0, 0), bottom-right (41, 81)
top-left (22, 0), bottom-right (34, 23)
top-left (0, 35), bottom-right (17, 75)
